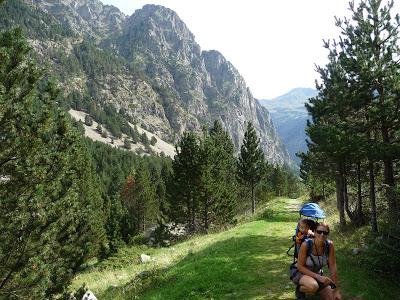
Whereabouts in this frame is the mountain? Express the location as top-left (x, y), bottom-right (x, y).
top-left (258, 88), bottom-right (317, 166)
top-left (0, 0), bottom-right (293, 167)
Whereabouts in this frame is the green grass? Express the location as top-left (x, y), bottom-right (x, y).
top-left (70, 197), bottom-right (398, 299)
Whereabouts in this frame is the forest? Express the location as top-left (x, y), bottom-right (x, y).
top-left (2, 0), bottom-right (400, 298)
top-left (0, 24), bottom-right (299, 299)
top-left (299, 0), bottom-right (400, 276)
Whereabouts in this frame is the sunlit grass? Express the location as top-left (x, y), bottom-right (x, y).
top-left (69, 196), bottom-right (398, 299)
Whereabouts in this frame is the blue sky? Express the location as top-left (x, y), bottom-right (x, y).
top-left (101, 0), bottom-right (398, 99)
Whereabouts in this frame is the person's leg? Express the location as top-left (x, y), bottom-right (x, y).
top-left (298, 275), bottom-right (319, 294)
top-left (318, 285), bottom-right (334, 300)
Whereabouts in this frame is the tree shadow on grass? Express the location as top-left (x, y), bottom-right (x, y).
top-left (100, 235), bottom-right (298, 299)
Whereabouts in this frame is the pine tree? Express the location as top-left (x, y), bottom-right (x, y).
top-left (198, 120), bottom-right (237, 230)
top-left (168, 132), bottom-right (201, 232)
top-left (0, 28), bottom-right (106, 298)
top-left (121, 164), bottom-right (157, 234)
top-left (237, 122), bottom-right (265, 214)
top-left (209, 120), bottom-right (238, 226)
top-left (303, 0), bottom-right (400, 229)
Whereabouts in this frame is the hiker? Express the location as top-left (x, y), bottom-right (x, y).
top-left (291, 222), bottom-right (341, 300)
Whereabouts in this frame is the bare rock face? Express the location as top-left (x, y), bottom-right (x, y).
top-left (117, 5), bottom-right (291, 165)
top-left (29, 0), bottom-right (126, 39)
top-left (11, 1), bottom-right (293, 167)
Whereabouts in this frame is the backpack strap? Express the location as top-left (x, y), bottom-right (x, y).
top-left (325, 239), bottom-right (331, 268)
top-left (306, 238), bottom-right (313, 257)
top-left (325, 240), bottom-right (330, 256)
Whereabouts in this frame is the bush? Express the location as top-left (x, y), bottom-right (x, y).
top-left (84, 114), bottom-right (93, 126)
top-left (141, 132), bottom-right (149, 145)
top-left (124, 138), bottom-right (131, 149)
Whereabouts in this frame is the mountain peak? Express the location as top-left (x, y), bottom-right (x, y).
top-left (121, 4), bottom-right (200, 62)
top-left (283, 87), bottom-right (317, 100)
top-left (128, 4), bottom-right (196, 41)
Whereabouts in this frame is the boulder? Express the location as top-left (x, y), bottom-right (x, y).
top-left (81, 290), bottom-right (97, 300)
top-left (140, 253), bottom-right (152, 263)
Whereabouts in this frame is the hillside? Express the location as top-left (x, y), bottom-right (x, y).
top-left (69, 197), bottom-right (398, 299)
top-left (0, 0), bottom-right (293, 167)
top-left (259, 88), bottom-right (317, 166)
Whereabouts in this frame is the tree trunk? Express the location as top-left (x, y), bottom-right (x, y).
top-left (382, 132), bottom-right (398, 225)
top-left (204, 199), bottom-right (209, 232)
top-left (191, 199), bottom-right (196, 233)
top-left (356, 160), bottom-right (364, 225)
top-left (344, 175), bottom-right (355, 222)
top-left (369, 159), bottom-right (378, 233)
top-left (335, 162), bottom-right (346, 226)
top-left (251, 183), bottom-right (255, 214)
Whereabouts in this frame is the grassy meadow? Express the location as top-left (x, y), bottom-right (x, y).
top-left (70, 197), bottom-right (398, 299)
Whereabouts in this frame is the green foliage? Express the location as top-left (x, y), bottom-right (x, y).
top-left (121, 163), bottom-right (158, 235)
top-left (124, 137), bottom-right (131, 149)
top-left (84, 114), bottom-right (93, 126)
top-left (237, 121), bottom-right (265, 214)
top-left (199, 120), bottom-right (238, 229)
top-left (168, 131), bottom-right (201, 232)
top-left (73, 41), bottom-right (126, 77)
top-left (300, 0), bottom-right (400, 279)
top-left (0, 28), bottom-right (106, 298)
top-left (97, 124), bottom-right (103, 133)
top-left (84, 140), bottom-right (171, 255)
top-left (0, 0), bottom-right (74, 40)
top-left (141, 132), bottom-right (150, 146)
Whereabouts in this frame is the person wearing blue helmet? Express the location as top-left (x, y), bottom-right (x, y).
top-left (292, 222), bottom-right (342, 300)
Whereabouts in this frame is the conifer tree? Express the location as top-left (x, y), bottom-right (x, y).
top-left (121, 164), bottom-right (157, 234)
top-left (237, 122), bottom-right (265, 214)
top-left (0, 28), bottom-right (106, 298)
top-left (199, 120), bottom-right (237, 230)
top-left (168, 132), bottom-right (201, 232)
top-left (303, 0), bottom-right (400, 229)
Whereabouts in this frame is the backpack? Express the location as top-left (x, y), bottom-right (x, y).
top-left (287, 203), bottom-right (326, 263)
top-left (305, 238), bottom-right (331, 268)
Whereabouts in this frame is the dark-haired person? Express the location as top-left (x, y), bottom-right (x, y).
top-left (292, 222), bottom-right (342, 300)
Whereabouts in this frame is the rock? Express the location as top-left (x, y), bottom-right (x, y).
top-left (67, 293), bottom-right (76, 300)
top-left (15, 0), bottom-right (294, 168)
top-left (352, 248), bottom-right (360, 255)
top-left (144, 224), bottom-right (158, 239)
top-left (140, 254), bottom-right (152, 263)
top-left (81, 290), bottom-right (97, 300)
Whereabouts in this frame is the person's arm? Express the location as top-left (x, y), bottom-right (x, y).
top-left (328, 241), bottom-right (338, 285)
top-left (328, 241), bottom-right (342, 300)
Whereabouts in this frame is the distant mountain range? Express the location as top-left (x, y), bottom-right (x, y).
top-left (258, 88), bottom-right (317, 166)
top-left (0, 0), bottom-right (293, 167)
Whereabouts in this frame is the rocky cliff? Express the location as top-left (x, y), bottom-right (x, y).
top-left (2, 0), bottom-right (293, 166)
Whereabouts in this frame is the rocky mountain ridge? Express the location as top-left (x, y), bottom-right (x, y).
top-left (2, 0), bottom-right (293, 166)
